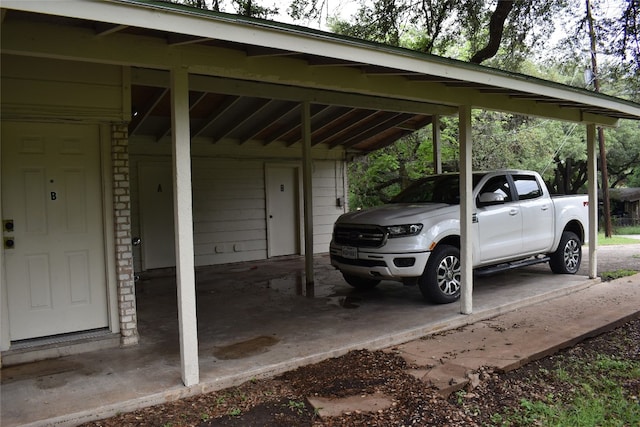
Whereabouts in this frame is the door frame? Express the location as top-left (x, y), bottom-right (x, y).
top-left (264, 163), bottom-right (304, 258)
top-left (0, 122), bottom-right (118, 351)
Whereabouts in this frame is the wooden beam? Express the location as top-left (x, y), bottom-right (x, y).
top-left (301, 101), bottom-right (315, 292)
top-left (94, 23), bottom-right (129, 36)
top-left (129, 87), bottom-right (168, 136)
top-left (459, 105), bottom-right (473, 315)
top-left (587, 123), bottom-right (598, 279)
top-left (170, 66), bottom-right (199, 387)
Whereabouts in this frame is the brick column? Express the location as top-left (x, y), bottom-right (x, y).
top-left (112, 124), bottom-right (139, 346)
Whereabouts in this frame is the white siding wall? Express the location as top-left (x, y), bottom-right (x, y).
top-left (312, 160), bottom-right (348, 253)
top-left (191, 158), bottom-right (267, 265)
top-left (130, 139), bottom-right (347, 271)
top-left (1, 55), bottom-right (125, 122)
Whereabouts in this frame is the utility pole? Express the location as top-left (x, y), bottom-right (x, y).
top-left (586, 0), bottom-right (613, 237)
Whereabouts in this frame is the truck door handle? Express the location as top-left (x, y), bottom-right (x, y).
top-left (509, 209), bottom-right (519, 216)
top-left (541, 205), bottom-right (549, 211)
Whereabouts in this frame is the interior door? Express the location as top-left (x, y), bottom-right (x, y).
top-left (266, 165), bottom-right (299, 257)
top-left (138, 162), bottom-right (175, 270)
top-left (2, 122), bottom-right (108, 341)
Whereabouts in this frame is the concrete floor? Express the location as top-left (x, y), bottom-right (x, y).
top-left (1, 247), bottom-right (636, 427)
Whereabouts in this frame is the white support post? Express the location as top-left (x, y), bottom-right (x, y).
top-left (458, 105), bottom-right (473, 315)
top-left (301, 101), bottom-right (315, 292)
top-left (586, 123), bottom-right (598, 279)
top-left (432, 114), bottom-right (442, 174)
top-left (171, 67), bottom-right (199, 386)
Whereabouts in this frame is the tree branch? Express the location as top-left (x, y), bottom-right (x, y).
top-left (470, 0), bottom-right (514, 64)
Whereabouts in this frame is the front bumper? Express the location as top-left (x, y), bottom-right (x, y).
top-left (329, 244), bottom-right (430, 281)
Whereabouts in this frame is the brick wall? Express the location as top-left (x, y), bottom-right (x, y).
top-left (112, 124), bottom-right (139, 346)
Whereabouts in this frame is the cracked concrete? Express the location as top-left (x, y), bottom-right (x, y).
top-left (1, 244), bottom-right (639, 426)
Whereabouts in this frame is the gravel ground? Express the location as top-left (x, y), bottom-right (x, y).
top-left (81, 243), bottom-right (640, 427)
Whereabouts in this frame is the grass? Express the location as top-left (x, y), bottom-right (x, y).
top-left (600, 270), bottom-right (637, 281)
top-left (597, 233), bottom-right (639, 246)
top-left (614, 225), bottom-right (640, 235)
top-left (595, 226), bottom-right (640, 246)
top-left (495, 355), bottom-right (640, 426)
top-left (489, 230), bottom-right (640, 426)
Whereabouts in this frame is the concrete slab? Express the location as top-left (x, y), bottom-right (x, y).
top-left (1, 244), bottom-right (639, 427)
top-left (392, 271), bottom-right (640, 396)
top-left (307, 392), bottom-right (394, 418)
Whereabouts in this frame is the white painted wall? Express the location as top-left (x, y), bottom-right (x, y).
top-left (0, 55), bottom-right (125, 122)
top-left (130, 137), bottom-right (347, 272)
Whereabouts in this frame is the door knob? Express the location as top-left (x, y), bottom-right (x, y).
top-left (4, 238), bottom-right (15, 249)
top-left (3, 220), bottom-right (13, 232)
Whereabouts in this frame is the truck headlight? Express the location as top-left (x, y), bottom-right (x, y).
top-left (386, 224), bottom-right (423, 237)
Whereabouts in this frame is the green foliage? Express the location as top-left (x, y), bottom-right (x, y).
top-left (170, 0), bottom-right (279, 18)
top-left (286, 399), bottom-right (306, 414)
top-left (348, 130), bottom-right (437, 209)
top-left (615, 225), bottom-right (640, 235)
top-left (228, 407), bottom-right (242, 416)
top-left (600, 270), bottom-right (638, 281)
top-left (347, 109), bottom-right (594, 208)
top-left (490, 355), bottom-right (640, 426)
top-left (598, 233), bottom-right (640, 245)
top-left (603, 120), bottom-right (640, 187)
top-left (348, 105), bottom-right (640, 209)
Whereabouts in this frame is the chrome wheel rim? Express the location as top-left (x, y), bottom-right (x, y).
top-left (563, 238), bottom-right (581, 272)
top-left (436, 255), bottom-right (461, 296)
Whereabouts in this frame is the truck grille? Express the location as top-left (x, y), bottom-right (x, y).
top-left (333, 224), bottom-right (386, 248)
top-left (330, 254), bottom-right (387, 267)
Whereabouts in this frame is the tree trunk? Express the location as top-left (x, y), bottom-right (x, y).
top-left (586, 0), bottom-right (613, 237)
top-left (470, 1), bottom-right (514, 64)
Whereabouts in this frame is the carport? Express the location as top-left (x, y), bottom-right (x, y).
top-left (2, 0), bottom-right (640, 392)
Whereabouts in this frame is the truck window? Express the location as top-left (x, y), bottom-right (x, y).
top-left (513, 175), bottom-right (542, 200)
top-left (477, 175), bottom-right (512, 205)
top-left (389, 174), bottom-right (485, 204)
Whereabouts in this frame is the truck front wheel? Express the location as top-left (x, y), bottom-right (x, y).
top-left (419, 245), bottom-right (461, 304)
top-left (549, 231), bottom-right (582, 274)
top-left (342, 273), bottom-right (380, 290)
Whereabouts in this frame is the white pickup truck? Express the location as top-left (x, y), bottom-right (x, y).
top-left (330, 170), bottom-right (589, 304)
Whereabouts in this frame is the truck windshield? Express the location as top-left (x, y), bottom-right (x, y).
top-left (389, 174), bottom-right (486, 204)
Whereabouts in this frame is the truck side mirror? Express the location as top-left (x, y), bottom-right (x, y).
top-left (478, 192), bottom-right (505, 206)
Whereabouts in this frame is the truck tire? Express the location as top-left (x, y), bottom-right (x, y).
top-left (549, 231), bottom-right (582, 274)
top-left (342, 273), bottom-right (380, 290)
top-left (419, 244), bottom-right (461, 304)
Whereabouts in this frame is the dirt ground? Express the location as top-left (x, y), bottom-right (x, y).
top-left (80, 243), bottom-right (640, 426)
top-left (80, 316), bottom-right (639, 427)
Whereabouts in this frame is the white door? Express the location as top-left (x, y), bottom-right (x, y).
top-left (138, 162), bottom-right (175, 270)
top-left (266, 166), bottom-right (299, 257)
top-left (2, 122), bottom-right (108, 341)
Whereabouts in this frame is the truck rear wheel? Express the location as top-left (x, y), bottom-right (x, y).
top-left (549, 231), bottom-right (582, 274)
top-left (342, 273), bottom-right (380, 290)
top-left (419, 244), bottom-right (461, 304)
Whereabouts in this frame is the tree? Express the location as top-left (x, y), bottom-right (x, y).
top-left (290, 0), bottom-right (567, 70)
top-left (170, 0), bottom-right (279, 19)
top-left (603, 120), bottom-right (640, 187)
top-left (469, 0), bottom-right (513, 64)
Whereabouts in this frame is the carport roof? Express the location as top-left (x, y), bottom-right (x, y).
top-left (2, 0), bottom-right (640, 152)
